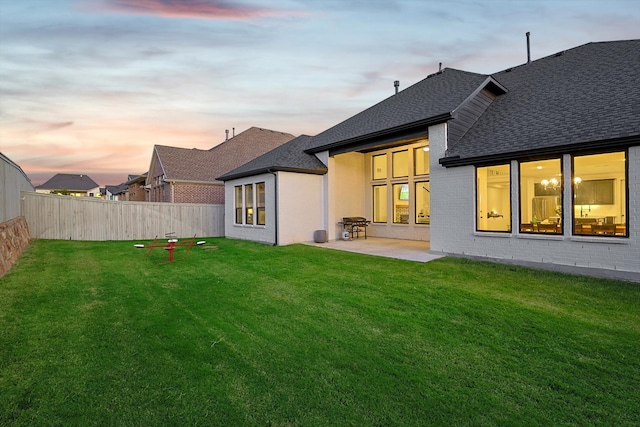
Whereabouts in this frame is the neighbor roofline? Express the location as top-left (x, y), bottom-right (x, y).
top-left (439, 135), bottom-right (640, 167)
top-left (306, 113), bottom-right (452, 154)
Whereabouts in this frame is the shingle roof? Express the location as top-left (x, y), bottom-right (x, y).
top-left (218, 135), bottom-right (327, 181)
top-left (220, 40), bottom-right (640, 180)
top-left (307, 68), bottom-right (489, 152)
top-left (105, 184), bottom-right (128, 195)
top-left (125, 173), bottom-right (147, 185)
top-left (36, 173), bottom-right (98, 191)
top-left (447, 40), bottom-right (640, 162)
top-left (156, 127), bottom-right (295, 183)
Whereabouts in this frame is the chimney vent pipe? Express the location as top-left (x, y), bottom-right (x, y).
top-left (526, 32), bottom-right (531, 63)
top-left (225, 129), bottom-right (229, 140)
top-left (394, 80), bottom-right (399, 94)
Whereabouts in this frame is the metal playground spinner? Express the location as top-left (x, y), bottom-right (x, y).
top-left (134, 232), bottom-right (205, 263)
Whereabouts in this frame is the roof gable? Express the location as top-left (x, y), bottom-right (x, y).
top-left (218, 135), bottom-right (327, 181)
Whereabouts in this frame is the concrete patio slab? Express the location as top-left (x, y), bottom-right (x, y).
top-left (304, 237), bottom-right (445, 263)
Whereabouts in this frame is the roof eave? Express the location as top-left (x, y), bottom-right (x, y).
top-left (306, 113), bottom-right (452, 154)
top-left (218, 166), bottom-right (328, 182)
top-left (439, 135), bottom-right (640, 167)
top-left (163, 179), bottom-right (223, 185)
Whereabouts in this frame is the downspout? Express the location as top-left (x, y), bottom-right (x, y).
top-left (268, 169), bottom-right (278, 246)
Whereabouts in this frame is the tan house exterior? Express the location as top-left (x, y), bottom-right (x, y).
top-left (147, 127), bottom-right (295, 204)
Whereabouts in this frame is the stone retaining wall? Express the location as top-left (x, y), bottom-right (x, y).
top-left (0, 216), bottom-right (31, 278)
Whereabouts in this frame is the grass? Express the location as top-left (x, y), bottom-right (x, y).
top-left (1, 238), bottom-right (639, 426)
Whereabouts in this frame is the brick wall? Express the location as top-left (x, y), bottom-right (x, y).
top-left (0, 216), bottom-right (30, 278)
top-left (174, 183), bottom-right (225, 204)
top-left (128, 182), bottom-right (147, 202)
top-left (149, 156), bottom-right (165, 202)
top-left (431, 122), bottom-right (639, 280)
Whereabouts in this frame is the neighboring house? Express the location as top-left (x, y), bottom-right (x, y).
top-left (125, 173), bottom-right (148, 201)
top-left (102, 183), bottom-right (129, 200)
top-left (219, 40), bottom-right (640, 280)
top-left (147, 127), bottom-right (295, 203)
top-left (35, 173), bottom-right (100, 197)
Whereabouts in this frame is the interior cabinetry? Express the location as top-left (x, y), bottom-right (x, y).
top-left (574, 179), bottom-right (614, 205)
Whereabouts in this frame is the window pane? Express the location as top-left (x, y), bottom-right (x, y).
top-left (372, 154), bottom-right (387, 179)
top-left (392, 150), bottom-right (408, 178)
top-left (573, 151), bottom-right (626, 236)
top-left (415, 182), bottom-right (430, 224)
top-left (414, 146), bottom-right (430, 175)
top-left (372, 185), bottom-right (387, 223)
top-left (393, 183), bottom-right (409, 223)
top-left (256, 182), bottom-right (265, 225)
top-left (245, 184), bottom-right (254, 225)
top-left (477, 165), bottom-right (510, 231)
top-left (234, 186), bottom-right (243, 224)
top-left (519, 159), bottom-right (562, 234)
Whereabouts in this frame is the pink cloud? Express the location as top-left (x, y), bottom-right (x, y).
top-left (85, 0), bottom-right (307, 20)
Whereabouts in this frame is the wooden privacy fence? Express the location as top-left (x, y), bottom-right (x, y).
top-left (22, 191), bottom-right (224, 241)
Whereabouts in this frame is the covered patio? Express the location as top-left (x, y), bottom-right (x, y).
top-left (305, 237), bottom-right (444, 263)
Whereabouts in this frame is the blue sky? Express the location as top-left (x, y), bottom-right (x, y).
top-left (1, 0), bottom-right (639, 185)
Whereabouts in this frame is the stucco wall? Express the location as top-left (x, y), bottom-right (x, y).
top-left (430, 123), bottom-right (640, 280)
top-left (330, 152), bottom-right (366, 240)
top-left (278, 172), bottom-right (324, 245)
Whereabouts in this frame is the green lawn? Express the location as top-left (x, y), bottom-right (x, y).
top-left (1, 238), bottom-right (639, 426)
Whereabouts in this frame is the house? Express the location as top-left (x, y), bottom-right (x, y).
top-left (219, 40), bottom-right (640, 280)
top-left (102, 183), bottom-right (129, 200)
top-left (35, 173), bottom-right (100, 197)
top-left (125, 173), bottom-right (148, 201)
top-left (146, 127), bottom-right (295, 203)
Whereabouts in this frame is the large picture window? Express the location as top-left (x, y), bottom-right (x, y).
top-left (415, 182), bottom-right (430, 224)
top-left (235, 182), bottom-right (265, 226)
top-left (519, 159), bottom-right (562, 234)
top-left (372, 154), bottom-right (387, 180)
top-left (392, 150), bottom-right (408, 178)
top-left (476, 164), bottom-right (510, 232)
top-left (256, 182), bottom-right (266, 226)
top-left (369, 142), bottom-right (430, 226)
top-left (234, 186), bottom-right (243, 224)
top-left (414, 146), bottom-right (430, 176)
top-left (373, 185), bottom-right (388, 223)
top-left (573, 151), bottom-right (626, 236)
top-left (245, 184), bottom-right (254, 225)
top-left (393, 183), bottom-right (409, 223)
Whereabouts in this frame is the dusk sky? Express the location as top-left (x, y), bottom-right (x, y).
top-left (1, 0), bottom-right (639, 186)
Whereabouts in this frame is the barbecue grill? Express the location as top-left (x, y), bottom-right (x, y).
top-left (342, 217), bottom-right (371, 239)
